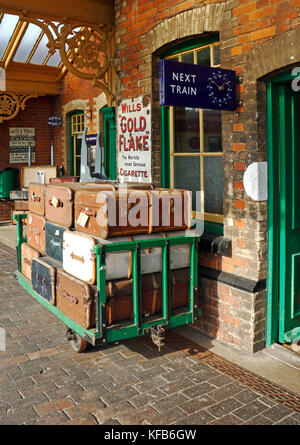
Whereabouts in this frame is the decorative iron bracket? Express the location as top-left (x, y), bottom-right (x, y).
top-left (19, 15), bottom-right (115, 105)
top-left (0, 92), bottom-right (38, 122)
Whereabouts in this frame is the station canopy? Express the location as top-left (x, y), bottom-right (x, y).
top-left (0, 0), bottom-right (114, 97)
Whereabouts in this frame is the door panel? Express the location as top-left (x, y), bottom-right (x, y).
top-left (278, 85), bottom-right (300, 343)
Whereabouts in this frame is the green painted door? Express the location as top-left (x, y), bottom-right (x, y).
top-left (277, 85), bottom-right (300, 343)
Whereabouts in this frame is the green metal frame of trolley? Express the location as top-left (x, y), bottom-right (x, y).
top-left (13, 213), bottom-right (201, 352)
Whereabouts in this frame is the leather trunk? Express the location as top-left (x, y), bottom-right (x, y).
top-left (150, 188), bottom-right (192, 232)
top-left (31, 256), bottom-right (62, 305)
top-left (56, 270), bottom-right (97, 330)
top-left (28, 183), bottom-right (46, 216)
top-left (45, 222), bottom-right (66, 263)
top-left (45, 183), bottom-right (116, 228)
top-left (21, 242), bottom-right (41, 281)
top-left (12, 210), bottom-right (28, 225)
top-left (21, 165), bottom-right (57, 187)
top-left (14, 200), bottom-right (29, 211)
top-left (74, 189), bottom-right (151, 238)
top-left (56, 268), bottom-right (190, 329)
top-left (27, 212), bottom-right (46, 254)
top-left (49, 176), bottom-right (80, 183)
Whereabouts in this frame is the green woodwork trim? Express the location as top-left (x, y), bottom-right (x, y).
top-left (159, 34), bottom-right (219, 59)
top-left (266, 81), bottom-right (280, 347)
top-left (204, 220), bottom-right (224, 235)
top-left (69, 110), bottom-right (82, 176)
top-left (100, 106), bottom-right (116, 180)
top-left (161, 105), bottom-right (170, 187)
top-left (265, 68), bottom-right (300, 346)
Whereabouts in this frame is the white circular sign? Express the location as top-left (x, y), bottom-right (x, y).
top-left (243, 162), bottom-right (268, 201)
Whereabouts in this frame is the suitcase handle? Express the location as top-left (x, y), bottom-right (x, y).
top-left (50, 240), bottom-right (61, 248)
top-left (30, 227), bottom-right (40, 235)
top-left (24, 258), bottom-right (32, 266)
top-left (70, 252), bottom-right (85, 264)
top-left (49, 198), bottom-right (63, 208)
top-left (61, 290), bottom-right (78, 305)
top-left (80, 208), bottom-right (97, 218)
top-left (31, 193), bottom-right (41, 202)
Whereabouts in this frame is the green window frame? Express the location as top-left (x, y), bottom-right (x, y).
top-left (160, 35), bottom-right (223, 235)
top-left (69, 110), bottom-right (84, 176)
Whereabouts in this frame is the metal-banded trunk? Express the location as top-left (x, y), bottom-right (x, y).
top-left (74, 189), bottom-right (152, 238)
top-left (31, 256), bottom-right (62, 306)
top-left (45, 183), bottom-right (117, 228)
top-left (45, 222), bottom-right (66, 263)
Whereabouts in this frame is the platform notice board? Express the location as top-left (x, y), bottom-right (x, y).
top-left (9, 127), bottom-right (35, 163)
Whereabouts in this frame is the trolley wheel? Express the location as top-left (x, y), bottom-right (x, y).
top-left (66, 329), bottom-right (87, 353)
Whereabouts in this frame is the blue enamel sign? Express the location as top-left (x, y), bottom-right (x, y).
top-left (159, 59), bottom-right (236, 111)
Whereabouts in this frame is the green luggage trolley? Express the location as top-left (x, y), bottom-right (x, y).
top-left (13, 213), bottom-right (201, 352)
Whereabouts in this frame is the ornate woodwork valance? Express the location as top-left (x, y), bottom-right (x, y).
top-left (0, 91), bottom-right (38, 122)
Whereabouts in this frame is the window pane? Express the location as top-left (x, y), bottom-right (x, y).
top-left (174, 107), bottom-right (200, 153)
top-left (0, 14), bottom-right (19, 59)
top-left (173, 156), bottom-right (200, 211)
top-left (30, 33), bottom-right (49, 64)
top-left (196, 47), bottom-right (210, 66)
top-left (75, 134), bottom-right (82, 156)
top-left (203, 156), bottom-right (223, 214)
top-left (13, 23), bottom-right (42, 63)
top-left (203, 109), bottom-right (222, 152)
top-left (181, 52), bottom-right (194, 64)
top-left (75, 156), bottom-right (81, 176)
top-left (213, 45), bottom-right (220, 66)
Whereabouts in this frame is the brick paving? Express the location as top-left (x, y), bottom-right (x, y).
top-left (0, 245), bottom-right (300, 425)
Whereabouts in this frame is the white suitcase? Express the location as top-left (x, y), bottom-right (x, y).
top-left (62, 230), bottom-right (191, 284)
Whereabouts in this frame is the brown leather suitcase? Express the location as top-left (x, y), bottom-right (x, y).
top-left (14, 200), bottom-right (29, 211)
top-left (45, 183), bottom-right (117, 228)
top-left (150, 188), bottom-right (192, 232)
top-left (21, 242), bottom-right (41, 281)
top-left (74, 189), bottom-right (151, 238)
top-left (56, 268), bottom-right (190, 330)
top-left (27, 212), bottom-right (46, 254)
top-left (49, 176), bottom-right (80, 183)
top-left (11, 210), bottom-right (28, 225)
top-left (31, 256), bottom-right (62, 306)
top-left (56, 270), bottom-right (97, 330)
top-left (28, 183), bottom-right (46, 216)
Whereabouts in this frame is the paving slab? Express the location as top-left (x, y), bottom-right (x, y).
top-left (0, 243), bottom-right (299, 425)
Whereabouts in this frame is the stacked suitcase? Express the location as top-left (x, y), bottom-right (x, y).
top-left (20, 181), bottom-right (193, 330)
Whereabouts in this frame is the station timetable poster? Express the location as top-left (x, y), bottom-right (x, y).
top-left (117, 95), bottom-right (152, 183)
top-left (9, 127), bottom-right (35, 163)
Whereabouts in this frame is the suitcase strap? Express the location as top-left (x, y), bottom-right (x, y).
top-left (70, 252), bottom-right (85, 264)
top-left (61, 290), bottom-right (78, 305)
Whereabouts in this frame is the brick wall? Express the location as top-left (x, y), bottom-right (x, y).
top-left (52, 71), bottom-right (107, 174)
top-left (0, 96), bottom-right (56, 176)
top-left (114, 0), bottom-right (300, 351)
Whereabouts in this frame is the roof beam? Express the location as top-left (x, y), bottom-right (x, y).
top-left (0, 0), bottom-right (114, 26)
